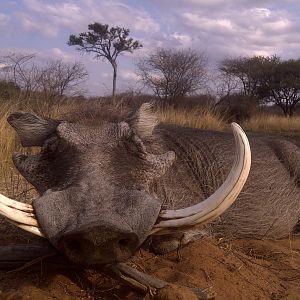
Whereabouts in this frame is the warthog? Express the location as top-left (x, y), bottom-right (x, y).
top-left (0, 103), bottom-right (299, 269)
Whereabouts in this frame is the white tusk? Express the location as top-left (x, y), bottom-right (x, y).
top-left (0, 201), bottom-right (38, 226)
top-left (8, 220), bottom-right (45, 238)
top-left (0, 194), bottom-right (33, 212)
top-left (151, 123), bottom-right (251, 234)
top-left (0, 194), bottom-right (45, 237)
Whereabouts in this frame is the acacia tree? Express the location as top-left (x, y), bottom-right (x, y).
top-left (219, 55), bottom-right (300, 117)
top-left (68, 22), bottom-right (142, 98)
top-left (219, 56), bottom-right (280, 99)
top-left (136, 48), bottom-right (207, 102)
top-left (258, 59), bottom-right (300, 117)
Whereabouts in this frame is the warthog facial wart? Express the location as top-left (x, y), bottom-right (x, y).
top-left (0, 102), bottom-right (299, 297)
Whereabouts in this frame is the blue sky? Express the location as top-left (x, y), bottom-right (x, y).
top-left (1, 0), bottom-right (300, 95)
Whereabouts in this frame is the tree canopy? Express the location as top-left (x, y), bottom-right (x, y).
top-left (136, 48), bottom-right (207, 102)
top-left (68, 23), bottom-right (142, 98)
top-left (219, 55), bottom-right (300, 116)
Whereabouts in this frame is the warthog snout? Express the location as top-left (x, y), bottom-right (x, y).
top-left (58, 221), bottom-right (139, 265)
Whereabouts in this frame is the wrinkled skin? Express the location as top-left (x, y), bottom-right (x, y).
top-left (8, 107), bottom-right (175, 266)
top-left (7, 104), bottom-right (300, 265)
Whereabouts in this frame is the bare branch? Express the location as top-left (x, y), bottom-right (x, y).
top-left (136, 48), bottom-right (207, 102)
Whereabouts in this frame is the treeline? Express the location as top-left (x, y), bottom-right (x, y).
top-left (1, 51), bottom-right (299, 120)
top-left (0, 21), bottom-right (299, 119)
top-left (219, 56), bottom-right (300, 117)
top-left (0, 53), bottom-right (87, 101)
top-left (136, 50), bottom-right (300, 118)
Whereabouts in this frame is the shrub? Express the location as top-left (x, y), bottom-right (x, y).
top-left (0, 81), bottom-right (20, 100)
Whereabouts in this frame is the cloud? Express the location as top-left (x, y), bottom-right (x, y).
top-left (0, 13), bottom-right (10, 26)
top-left (169, 2), bottom-right (300, 61)
top-left (170, 32), bottom-right (193, 47)
top-left (182, 13), bottom-right (235, 34)
top-left (2, 0), bottom-right (300, 95)
top-left (17, 0), bottom-right (159, 38)
top-left (119, 69), bottom-right (139, 81)
top-left (19, 0), bottom-right (83, 37)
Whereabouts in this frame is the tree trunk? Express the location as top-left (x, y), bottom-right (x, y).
top-left (112, 61), bottom-right (117, 100)
top-left (278, 105), bottom-right (288, 117)
top-left (288, 104), bottom-right (295, 117)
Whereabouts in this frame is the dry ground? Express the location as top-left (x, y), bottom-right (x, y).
top-left (0, 235), bottom-right (299, 299)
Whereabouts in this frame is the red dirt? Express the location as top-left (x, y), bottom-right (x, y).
top-left (0, 236), bottom-right (299, 299)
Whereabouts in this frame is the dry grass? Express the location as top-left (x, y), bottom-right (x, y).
top-left (0, 97), bottom-right (299, 193)
top-left (242, 115), bottom-right (300, 138)
top-left (0, 97), bottom-right (81, 194)
top-left (157, 106), bottom-right (227, 131)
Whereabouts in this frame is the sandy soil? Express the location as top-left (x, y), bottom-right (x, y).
top-left (0, 234), bottom-right (299, 300)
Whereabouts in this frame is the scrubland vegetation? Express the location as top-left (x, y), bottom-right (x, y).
top-left (0, 33), bottom-right (299, 196)
top-left (0, 92), bottom-right (299, 191)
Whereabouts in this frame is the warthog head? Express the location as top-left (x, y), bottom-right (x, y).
top-left (0, 103), bottom-right (251, 267)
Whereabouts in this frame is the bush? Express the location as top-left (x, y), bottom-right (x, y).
top-left (0, 81), bottom-right (20, 100)
top-left (218, 94), bottom-right (258, 122)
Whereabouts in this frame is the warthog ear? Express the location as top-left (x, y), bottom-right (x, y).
top-left (7, 112), bottom-right (59, 147)
top-left (146, 151), bottom-right (176, 179)
top-left (129, 103), bottom-right (158, 138)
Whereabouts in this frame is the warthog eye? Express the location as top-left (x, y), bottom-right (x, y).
top-left (68, 239), bottom-right (82, 255)
top-left (42, 136), bottom-right (59, 154)
top-left (118, 238), bottom-right (131, 251)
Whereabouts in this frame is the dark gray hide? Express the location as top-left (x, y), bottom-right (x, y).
top-left (8, 105), bottom-right (300, 265)
top-left (153, 125), bottom-right (300, 240)
top-left (8, 107), bottom-right (175, 266)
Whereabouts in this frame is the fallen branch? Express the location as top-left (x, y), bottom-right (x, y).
top-left (0, 243), bottom-right (56, 269)
top-left (108, 263), bottom-right (215, 299)
top-left (0, 243), bottom-right (215, 299)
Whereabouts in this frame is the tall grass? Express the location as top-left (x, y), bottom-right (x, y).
top-left (0, 97), bottom-right (299, 198)
top-left (0, 97), bottom-right (81, 197)
top-left (242, 114), bottom-right (300, 138)
top-left (157, 106), bottom-right (226, 131)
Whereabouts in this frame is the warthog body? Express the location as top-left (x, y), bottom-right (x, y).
top-left (154, 125), bottom-right (300, 239)
top-left (6, 104), bottom-right (300, 266)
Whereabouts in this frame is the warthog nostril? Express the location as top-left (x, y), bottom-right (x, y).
top-left (118, 238), bottom-right (131, 251)
top-left (68, 239), bottom-right (82, 255)
top-left (59, 227), bottom-right (140, 265)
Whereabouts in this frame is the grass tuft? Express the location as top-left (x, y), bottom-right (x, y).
top-left (157, 106), bottom-right (226, 131)
top-left (242, 114), bottom-right (300, 138)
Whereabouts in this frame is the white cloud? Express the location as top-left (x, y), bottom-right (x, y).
top-left (172, 3), bottom-right (300, 61)
top-left (182, 13), bottom-right (234, 33)
top-left (17, 0), bottom-right (159, 38)
top-left (23, 0), bottom-right (81, 16)
top-left (2, 0), bottom-right (300, 95)
top-left (170, 32), bottom-right (192, 47)
top-left (119, 69), bottom-right (139, 81)
top-left (19, 0), bottom-right (83, 37)
top-left (0, 13), bottom-right (10, 26)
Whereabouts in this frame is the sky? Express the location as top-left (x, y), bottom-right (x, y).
top-left (1, 0), bottom-right (300, 96)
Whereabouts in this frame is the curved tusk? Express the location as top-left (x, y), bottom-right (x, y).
top-left (0, 202), bottom-right (38, 226)
top-left (0, 194), bottom-right (33, 212)
top-left (0, 193), bottom-right (38, 226)
top-left (8, 220), bottom-right (45, 238)
top-left (151, 123), bottom-right (251, 234)
top-left (0, 193), bottom-right (45, 237)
